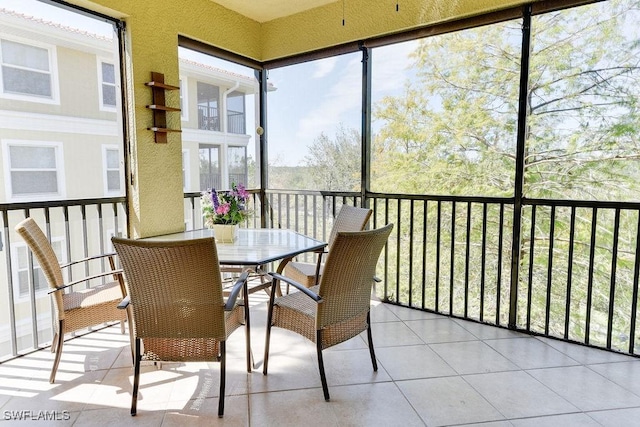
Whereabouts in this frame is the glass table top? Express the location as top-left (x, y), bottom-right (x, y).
top-left (143, 228), bottom-right (326, 266)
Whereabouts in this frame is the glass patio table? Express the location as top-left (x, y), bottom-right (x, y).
top-left (143, 227), bottom-right (327, 295)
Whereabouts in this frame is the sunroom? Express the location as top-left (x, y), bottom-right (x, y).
top-left (0, 0), bottom-right (640, 425)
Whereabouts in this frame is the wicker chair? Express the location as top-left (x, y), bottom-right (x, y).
top-left (283, 205), bottom-right (373, 288)
top-left (15, 217), bottom-right (130, 384)
top-left (263, 223), bottom-right (394, 401)
top-left (112, 236), bottom-right (251, 417)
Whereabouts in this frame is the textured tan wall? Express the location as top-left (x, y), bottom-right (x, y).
top-left (62, 0), bottom-right (527, 237)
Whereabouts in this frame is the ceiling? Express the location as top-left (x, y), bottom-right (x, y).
top-left (211, 0), bottom-right (339, 23)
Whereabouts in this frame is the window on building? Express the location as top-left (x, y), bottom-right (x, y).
top-left (14, 239), bottom-right (64, 298)
top-left (2, 141), bottom-right (64, 200)
top-left (227, 91), bottom-right (246, 134)
top-left (197, 82), bottom-right (220, 131)
top-left (99, 61), bottom-right (116, 109)
top-left (102, 145), bottom-right (120, 194)
top-left (228, 145), bottom-right (247, 187)
top-left (0, 38), bottom-right (55, 101)
top-left (199, 144), bottom-right (220, 190)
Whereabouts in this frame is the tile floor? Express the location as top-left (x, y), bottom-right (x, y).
top-left (1, 292), bottom-right (640, 426)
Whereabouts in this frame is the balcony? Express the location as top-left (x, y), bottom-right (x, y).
top-left (1, 191), bottom-right (640, 424)
top-left (1, 290), bottom-right (639, 425)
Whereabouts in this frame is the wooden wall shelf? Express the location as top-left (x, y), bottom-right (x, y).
top-left (146, 72), bottom-right (181, 143)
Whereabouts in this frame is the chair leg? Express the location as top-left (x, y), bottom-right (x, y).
top-left (126, 307), bottom-right (135, 364)
top-left (263, 280), bottom-right (278, 375)
top-left (218, 341), bottom-right (226, 418)
top-left (316, 330), bottom-right (330, 401)
top-left (366, 312), bottom-right (378, 371)
top-left (243, 284), bottom-right (253, 372)
top-left (131, 338), bottom-right (142, 416)
top-left (49, 320), bottom-right (65, 384)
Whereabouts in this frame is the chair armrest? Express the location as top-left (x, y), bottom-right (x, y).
top-left (48, 269), bottom-right (124, 294)
top-left (269, 272), bottom-right (322, 302)
top-left (117, 295), bottom-right (130, 309)
top-left (60, 252), bottom-right (117, 269)
top-left (225, 271), bottom-right (249, 311)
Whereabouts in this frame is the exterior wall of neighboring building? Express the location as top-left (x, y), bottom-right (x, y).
top-left (0, 7), bottom-right (255, 354)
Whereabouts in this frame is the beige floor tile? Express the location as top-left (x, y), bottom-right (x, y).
top-left (398, 376), bottom-right (504, 426)
top-left (586, 407), bottom-right (640, 426)
top-left (368, 321), bottom-right (424, 347)
top-left (528, 365), bottom-right (640, 411)
top-left (510, 413), bottom-right (601, 426)
top-left (382, 304), bottom-right (441, 321)
top-left (249, 387), bottom-right (340, 427)
top-left (463, 370), bottom-right (578, 418)
top-left (485, 337), bottom-right (580, 369)
top-left (430, 341), bottom-right (520, 375)
top-left (405, 318), bottom-right (478, 344)
top-left (454, 319), bottom-right (530, 340)
top-left (538, 337), bottom-right (634, 364)
top-left (587, 360), bottom-right (640, 397)
top-left (326, 382), bottom-right (425, 426)
top-left (161, 394), bottom-right (249, 426)
top-left (376, 344), bottom-right (456, 380)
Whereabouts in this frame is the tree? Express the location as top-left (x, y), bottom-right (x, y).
top-left (303, 124), bottom-right (361, 191)
top-left (372, 0), bottom-right (640, 347)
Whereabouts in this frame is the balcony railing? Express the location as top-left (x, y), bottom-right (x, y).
top-left (0, 197), bottom-right (127, 361)
top-left (3, 190), bottom-right (638, 362)
top-left (185, 189), bottom-right (640, 357)
top-left (197, 105), bottom-right (220, 131)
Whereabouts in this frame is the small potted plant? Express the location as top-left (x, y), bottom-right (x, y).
top-left (201, 183), bottom-right (250, 243)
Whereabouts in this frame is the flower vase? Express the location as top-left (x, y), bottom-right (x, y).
top-left (211, 224), bottom-right (239, 243)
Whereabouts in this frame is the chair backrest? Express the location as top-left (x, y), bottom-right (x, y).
top-left (15, 218), bottom-right (64, 290)
top-left (317, 223), bottom-right (393, 329)
top-left (15, 217), bottom-right (66, 319)
top-left (112, 237), bottom-right (227, 341)
top-left (327, 205), bottom-right (373, 248)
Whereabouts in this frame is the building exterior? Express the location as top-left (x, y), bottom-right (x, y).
top-left (0, 7), bottom-right (258, 354)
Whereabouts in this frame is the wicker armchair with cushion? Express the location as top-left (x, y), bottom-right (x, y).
top-left (283, 205), bottom-right (372, 289)
top-left (112, 236), bottom-right (251, 417)
top-left (263, 223), bottom-right (394, 401)
top-left (15, 217), bottom-right (130, 384)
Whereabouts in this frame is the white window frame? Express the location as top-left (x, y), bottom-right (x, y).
top-left (1, 139), bottom-right (66, 202)
top-left (180, 76), bottom-right (188, 121)
top-left (11, 237), bottom-right (66, 302)
top-left (102, 144), bottom-right (123, 196)
top-left (182, 148), bottom-right (190, 192)
top-left (97, 57), bottom-right (117, 112)
top-left (0, 35), bottom-right (60, 105)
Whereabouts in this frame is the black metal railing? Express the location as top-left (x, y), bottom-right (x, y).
top-left (0, 197), bottom-right (127, 361)
top-left (230, 189), bottom-right (639, 357)
top-left (227, 110), bottom-right (245, 134)
top-left (197, 105), bottom-right (220, 131)
top-left (6, 190), bottom-right (639, 362)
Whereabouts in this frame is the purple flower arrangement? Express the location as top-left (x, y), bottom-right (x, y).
top-left (201, 183), bottom-right (251, 226)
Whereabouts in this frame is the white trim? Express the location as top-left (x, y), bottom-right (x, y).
top-left (0, 110), bottom-right (119, 136)
top-left (102, 144), bottom-right (122, 196)
top-left (1, 139), bottom-right (67, 202)
top-left (182, 149), bottom-right (190, 192)
top-left (0, 34), bottom-right (60, 105)
top-left (97, 57), bottom-right (117, 112)
top-left (180, 76), bottom-right (189, 121)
